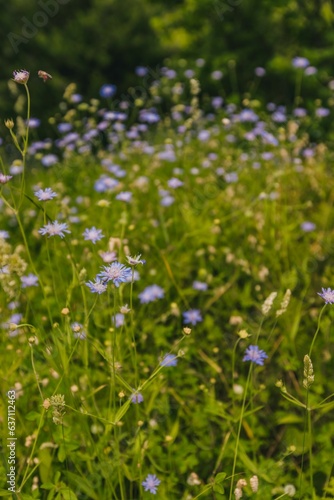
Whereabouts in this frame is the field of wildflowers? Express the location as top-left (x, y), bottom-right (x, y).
top-left (1, 61), bottom-right (334, 499)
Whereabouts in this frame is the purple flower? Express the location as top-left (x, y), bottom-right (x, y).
top-left (38, 220), bottom-right (71, 238)
top-left (142, 474), bottom-right (161, 494)
top-left (21, 273), bottom-right (39, 288)
top-left (211, 70), bottom-right (223, 80)
top-left (113, 313), bottom-right (125, 328)
top-left (192, 281), bottom-right (208, 291)
top-left (99, 84), bottom-right (117, 98)
top-left (167, 178), bottom-right (183, 189)
top-left (0, 173), bottom-right (12, 184)
top-left (160, 354), bottom-right (178, 367)
top-left (100, 251), bottom-right (117, 263)
top-left (83, 227), bottom-right (105, 244)
top-left (138, 285), bottom-right (165, 304)
top-left (301, 221), bottom-right (316, 232)
top-left (316, 107), bottom-right (330, 118)
top-left (34, 187), bottom-right (57, 201)
top-left (131, 392), bottom-right (144, 404)
top-left (183, 309), bottom-right (202, 325)
top-left (243, 345), bottom-right (268, 365)
top-left (41, 154), bottom-right (59, 167)
top-left (98, 262), bottom-right (132, 287)
top-left (12, 69), bottom-right (29, 84)
top-left (0, 230), bottom-right (9, 239)
top-left (318, 287), bottom-right (334, 304)
top-left (115, 191), bottom-right (132, 203)
top-left (255, 67), bottom-right (266, 77)
top-left (85, 278), bottom-right (108, 294)
top-left (292, 57), bottom-right (310, 69)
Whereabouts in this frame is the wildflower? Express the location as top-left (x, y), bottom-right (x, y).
top-left (261, 291), bottom-right (277, 315)
top-left (4, 119), bottom-right (14, 129)
top-left (167, 177), bottom-right (184, 188)
top-left (113, 313), bottom-right (125, 328)
top-left (41, 154), bottom-right (59, 167)
top-left (292, 57), bottom-right (310, 69)
top-left (138, 285), bottom-right (165, 304)
top-left (21, 273), bottom-right (39, 288)
top-left (234, 487), bottom-right (243, 499)
top-left (250, 475), bottom-right (258, 492)
top-left (34, 188), bottom-right (57, 201)
top-left (126, 254), bottom-right (146, 266)
top-left (160, 354), bottom-right (178, 367)
top-left (99, 251), bottom-right (117, 263)
top-left (38, 220), bottom-right (71, 238)
top-left (276, 289), bottom-right (291, 317)
top-left (38, 70), bottom-right (52, 82)
top-left (284, 484), bottom-right (296, 497)
top-left (115, 191), bottom-right (132, 202)
top-left (187, 472), bottom-right (201, 486)
top-left (12, 69), bottom-right (30, 84)
top-left (183, 327), bottom-right (192, 335)
top-left (71, 322), bottom-right (86, 339)
top-left (183, 309), bottom-right (203, 325)
top-left (98, 262), bottom-right (132, 287)
top-left (255, 67), bottom-right (266, 77)
top-left (300, 221), bottom-right (316, 232)
top-left (99, 84), bottom-right (117, 98)
top-left (318, 287), bottom-right (334, 304)
top-left (119, 304), bottom-right (131, 314)
top-left (0, 230), bottom-right (9, 239)
top-left (192, 280), bottom-right (208, 291)
top-left (130, 392), bottom-right (144, 404)
top-left (142, 474), bottom-right (161, 494)
top-left (0, 173), bottom-right (13, 184)
top-left (85, 278), bottom-right (107, 294)
top-left (83, 227), bottom-right (105, 244)
top-left (243, 345), bottom-right (268, 366)
top-left (303, 355), bottom-right (314, 388)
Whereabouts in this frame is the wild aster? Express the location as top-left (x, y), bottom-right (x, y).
top-left (98, 262), bottom-right (132, 287)
top-left (21, 273), bottom-right (39, 288)
top-left (142, 474), bottom-right (161, 494)
top-left (130, 392), bottom-right (144, 404)
top-left (38, 220), bottom-right (71, 238)
top-left (12, 69), bottom-right (30, 84)
top-left (138, 285), bottom-right (165, 304)
top-left (83, 227), bottom-right (105, 244)
top-left (34, 187), bottom-right (57, 201)
top-left (160, 354), bottom-right (178, 367)
top-left (243, 345), bottom-right (268, 366)
top-left (126, 254), bottom-right (146, 266)
top-left (85, 278), bottom-right (107, 294)
top-left (318, 287), bottom-right (334, 304)
top-left (183, 309), bottom-right (203, 325)
top-left (0, 173), bottom-right (13, 184)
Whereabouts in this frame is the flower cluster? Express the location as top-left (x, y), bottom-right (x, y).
top-left (86, 261), bottom-right (132, 293)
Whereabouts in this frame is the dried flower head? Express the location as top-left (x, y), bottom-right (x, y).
top-left (12, 69), bottom-right (30, 84)
top-left (261, 291), bottom-right (277, 315)
top-left (250, 475), bottom-right (259, 492)
top-left (276, 289), bottom-right (291, 317)
top-left (4, 118), bottom-right (14, 129)
top-left (38, 70), bottom-right (52, 82)
top-left (303, 355), bottom-right (314, 389)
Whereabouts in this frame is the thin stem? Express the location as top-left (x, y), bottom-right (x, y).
top-left (309, 304), bottom-right (326, 357)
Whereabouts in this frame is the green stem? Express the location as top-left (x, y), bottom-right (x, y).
top-left (309, 304), bottom-right (326, 357)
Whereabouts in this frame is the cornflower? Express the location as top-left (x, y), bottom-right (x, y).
top-left (183, 309), bottom-right (202, 325)
top-left (98, 262), bottom-right (132, 287)
top-left (318, 287), bottom-right (334, 304)
top-left (38, 220), bottom-right (71, 238)
top-left (34, 188), bottom-right (57, 201)
top-left (82, 227), bottom-right (105, 244)
top-left (142, 474), bottom-right (161, 494)
top-left (243, 345), bottom-right (268, 366)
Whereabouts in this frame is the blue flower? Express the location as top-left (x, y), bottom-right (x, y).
top-left (115, 191), bottom-right (132, 203)
top-left (138, 285), bottom-right (165, 304)
top-left (38, 221), bottom-right (71, 238)
top-left (85, 278), bottom-right (107, 294)
top-left (83, 227), bottom-right (105, 244)
top-left (183, 309), bottom-right (202, 325)
top-left (113, 313), bottom-right (125, 328)
top-left (142, 474), bottom-right (161, 494)
top-left (71, 322), bottom-right (86, 339)
top-left (34, 187), bottom-right (57, 201)
top-left (160, 354), bottom-right (178, 367)
top-left (318, 287), bottom-right (334, 304)
top-left (192, 281), bottom-right (208, 291)
top-left (131, 392), bottom-right (144, 404)
top-left (99, 84), bottom-right (117, 98)
top-left (21, 273), bottom-right (39, 288)
top-left (41, 154), bottom-right (59, 167)
top-left (243, 345), bottom-right (268, 366)
top-left (98, 262), bottom-right (132, 288)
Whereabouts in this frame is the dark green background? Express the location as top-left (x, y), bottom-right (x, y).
top-left (1, 0), bottom-right (334, 124)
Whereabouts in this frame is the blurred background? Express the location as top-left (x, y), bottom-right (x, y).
top-left (1, 0), bottom-right (334, 127)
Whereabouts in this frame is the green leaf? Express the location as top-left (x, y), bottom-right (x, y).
top-left (213, 483), bottom-right (225, 494)
top-left (63, 471), bottom-right (98, 500)
top-left (214, 472), bottom-right (227, 484)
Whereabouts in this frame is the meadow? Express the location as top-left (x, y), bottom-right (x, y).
top-left (1, 62), bottom-right (334, 500)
